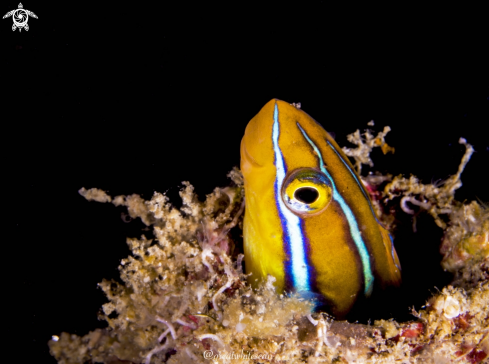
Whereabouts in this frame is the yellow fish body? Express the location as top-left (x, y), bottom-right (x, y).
top-left (240, 99), bottom-right (401, 318)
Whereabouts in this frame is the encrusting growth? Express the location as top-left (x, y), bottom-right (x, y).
top-left (49, 127), bottom-right (488, 363)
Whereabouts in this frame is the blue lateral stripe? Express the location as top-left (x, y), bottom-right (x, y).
top-left (297, 124), bottom-right (374, 296)
top-left (389, 234), bottom-right (401, 271)
top-left (272, 104), bottom-right (310, 292)
top-left (327, 140), bottom-right (400, 271)
top-left (326, 140), bottom-right (377, 218)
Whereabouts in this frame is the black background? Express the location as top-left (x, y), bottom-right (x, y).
top-left (3, 2), bottom-right (488, 363)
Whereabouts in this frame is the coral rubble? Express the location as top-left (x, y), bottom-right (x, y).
top-left (49, 129), bottom-right (488, 364)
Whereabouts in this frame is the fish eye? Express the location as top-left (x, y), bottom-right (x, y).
top-left (282, 168), bottom-right (333, 216)
top-left (294, 187), bottom-right (319, 204)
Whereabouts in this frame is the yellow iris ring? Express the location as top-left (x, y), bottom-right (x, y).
top-left (282, 168), bottom-right (333, 216)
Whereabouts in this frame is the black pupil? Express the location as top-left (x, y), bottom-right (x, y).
top-left (295, 187), bottom-right (318, 204)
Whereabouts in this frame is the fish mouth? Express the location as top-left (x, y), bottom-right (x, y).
top-left (241, 138), bottom-right (263, 167)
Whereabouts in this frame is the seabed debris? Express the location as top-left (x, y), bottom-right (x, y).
top-left (50, 127), bottom-right (488, 363)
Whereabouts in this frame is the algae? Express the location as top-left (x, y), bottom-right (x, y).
top-left (49, 124), bottom-right (488, 364)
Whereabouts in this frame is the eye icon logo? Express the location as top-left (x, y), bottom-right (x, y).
top-left (3, 3), bottom-right (37, 32)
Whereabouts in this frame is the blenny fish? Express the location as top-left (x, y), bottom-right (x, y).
top-left (240, 99), bottom-right (401, 317)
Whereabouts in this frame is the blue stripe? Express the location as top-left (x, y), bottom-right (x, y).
top-left (326, 140), bottom-right (376, 218)
top-left (272, 104), bottom-right (310, 292)
top-left (297, 123), bottom-right (374, 296)
top-left (388, 234), bottom-right (401, 271)
top-left (327, 140), bottom-right (400, 271)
